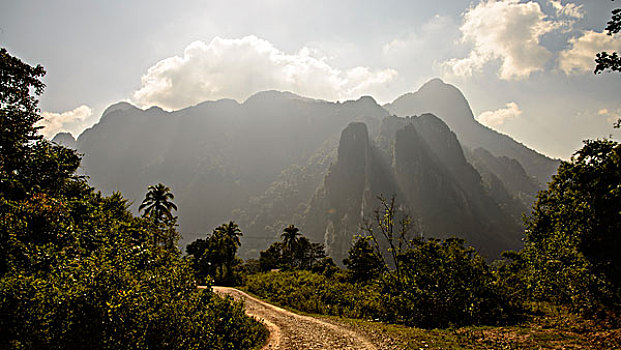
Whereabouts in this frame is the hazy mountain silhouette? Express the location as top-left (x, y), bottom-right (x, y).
top-left (51, 132), bottom-right (76, 149)
top-left (65, 79), bottom-right (557, 259)
top-left (75, 91), bottom-right (388, 253)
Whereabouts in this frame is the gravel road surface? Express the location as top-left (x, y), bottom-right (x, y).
top-left (213, 287), bottom-right (385, 350)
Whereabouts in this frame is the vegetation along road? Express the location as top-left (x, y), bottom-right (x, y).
top-left (213, 287), bottom-right (394, 350)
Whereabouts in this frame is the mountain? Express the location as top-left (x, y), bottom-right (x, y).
top-left (305, 117), bottom-right (523, 263)
top-left (384, 79), bottom-right (559, 186)
top-left (72, 79), bottom-right (558, 260)
top-left (76, 92), bottom-right (388, 252)
top-left (51, 132), bottom-right (76, 149)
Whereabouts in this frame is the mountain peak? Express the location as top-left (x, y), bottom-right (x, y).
top-left (102, 101), bottom-right (138, 117)
top-left (386, 78), bottom-right (474, 122)
top-left (51, 132), bottom-right (77, 149)
top-left (244, 90), bottom-right (316, 105)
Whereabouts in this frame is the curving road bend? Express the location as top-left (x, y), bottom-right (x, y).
top-left (213, 287), bottom-right (379, 350)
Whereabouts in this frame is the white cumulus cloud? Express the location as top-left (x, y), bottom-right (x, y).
top-left (558, 30), bottom-right (621, 75)
top-left (131, 36), bottom-right (398, 110)
top-left (442, 0), bottom-right (568, 80)
top-left (38, 105), bottom-right (92, 138)
top-left (477, 102), bottom-right (522, 127)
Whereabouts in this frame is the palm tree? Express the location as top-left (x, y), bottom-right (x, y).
top-left (213, 221), bottom-right (243, 284)
top-left (215, 221), bottom-right (243, 248)
top-left (281, 224), bottom-right (301, 266)
top-left (139, 183), bottom-right (178, 248)
top-left (139, 183), bottom-right (178, 225)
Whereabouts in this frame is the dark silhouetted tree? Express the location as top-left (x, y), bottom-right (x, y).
top-left (281, 224), bottom-right (301, 265)
top-left (139, 183), bottom-right (178, 248)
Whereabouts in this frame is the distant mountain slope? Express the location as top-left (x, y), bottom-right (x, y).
top-left (384, 79), bottom-right (559, 186)
top-left (75, 92), bottom-right (389, 249)
top-left (69, 80), bottom-right (555, 259)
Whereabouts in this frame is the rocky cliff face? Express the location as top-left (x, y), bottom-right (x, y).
top-left (307, 116), bottom-right (524, 263)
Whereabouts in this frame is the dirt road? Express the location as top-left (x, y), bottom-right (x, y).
top-left (213, 287), bottom-right (384, 350)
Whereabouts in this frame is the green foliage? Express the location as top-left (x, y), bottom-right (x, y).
top-left (343, 235), bottom-right (385, 283)
top-left (0, 48), bottom-right (46, 195)
top-left (246, 270), bottom-right (382, 319)
top-left (595, 5), bottom-right (621, 75)
top-left (523, 139), bottom-right (621, 314)
top-left (384, 237), bottom-right (515, 328)
top-left (186, 221), bottom-right (244, 285)
top-left (251, 197), bottom-right (517, 329)
top-left (0, 48), bottom-right (266, 349)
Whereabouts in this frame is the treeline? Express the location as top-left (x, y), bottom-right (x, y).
top-left (0, 49), bottom-right (267, 349)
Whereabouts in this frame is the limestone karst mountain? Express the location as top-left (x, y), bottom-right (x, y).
top-left (305, 116), bottom-right (524, 263)
top-left (384, 79), bottom-right (559, 186)
top-left (65, 79), bottom-right (558, 260)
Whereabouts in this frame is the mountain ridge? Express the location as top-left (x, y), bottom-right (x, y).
top-left (59, 79), bottom-right (557, 259)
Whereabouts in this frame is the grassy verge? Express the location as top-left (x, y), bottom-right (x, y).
top-left (241, 286), bottom-right (620, 350)
top-left (333, 312), bottom-right (620, 350)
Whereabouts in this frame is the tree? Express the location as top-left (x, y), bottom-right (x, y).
top-left (139, 183), bottom-right (178, 248)
top-left (523, 139), bottom-right (621, 313)
top-left (215, 220), bottom-right (243, 247)
top-left (343, 235), bottom-right (385, 283)
top-left (259, 242), bottom-right (285, 271)
top-left (139, 183), bottom-right (178, 224)
top-left (362, 195), bottom-right (414, 281)
top-left (281, 224), bottom-right (301, 264)
top-left (0, 48), bottom-right (46, 189)
top-left (214, 221), bottom-right (243, 283)
top-left (187, 222), bottom-right (244, 285)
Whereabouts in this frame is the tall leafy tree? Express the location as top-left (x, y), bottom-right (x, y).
top-left (523, 139), bottom-right (621, 313)
top-left (0, 48), bottom-right (45, 183)
top-left (214, 221), bottom-right (243, 283)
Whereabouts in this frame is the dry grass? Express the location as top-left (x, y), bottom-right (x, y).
top-left (336, 309), bottom-right (621, 350)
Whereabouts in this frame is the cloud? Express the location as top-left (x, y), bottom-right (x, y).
top-left (442, 0), bottom-right (571, 80)
top-left (548, 0), bottom-right (583, 19)
top-left (477, 102), bottom-right (522, 127)
top-left (597, 107), bottom-right (621, 125)
top-left (131, 36), bottom-right (398, 110)
top-left (558, 30), bottom-right (621, 75)
top-left (38, 105), bottom-right (92, 138)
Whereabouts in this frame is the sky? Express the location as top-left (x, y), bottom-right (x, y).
top-left (1, 0), bottom-right (619, 159)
